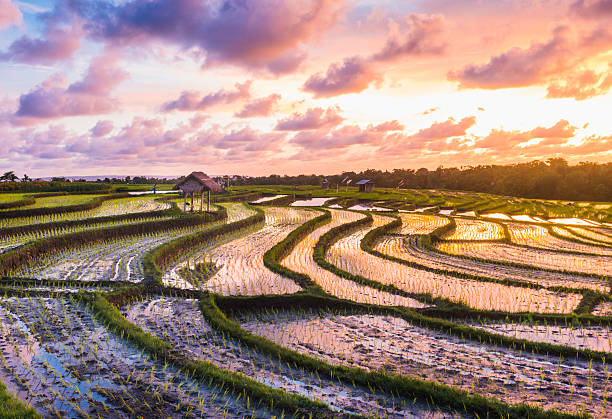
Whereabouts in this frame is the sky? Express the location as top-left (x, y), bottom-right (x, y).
top-left (1, 0), bottom-right (612, 177)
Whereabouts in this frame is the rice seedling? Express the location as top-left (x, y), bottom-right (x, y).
top-left (281, 209), bottom-right (425, 307)
top-left (0, 196), bottom-right (171, 229)
top-left (122, 297), bottom-right (460, 418)
top-left (395, 213), bottom-right (449, 235)
top-left (7, 203), bottom-right (244, 282)
top-left (374, 235), bottom-right (609, 292)
top-left (0, 296), bottom-right (273, 418)
top-left (564, 226), bottom-right (612, 245)
top-left (163, 207), bottom-right (317, 295)
top-left (442, 219), bottom-right (505, 241)
top-left (0, 194), bottom-right (105, 212)
top-left (436, 240), bottom-right (611, 276)
top-left (507, 222), bottom-right (612, 255)
top-left (460, 318), bottom-right (612, 352)
top-left (327, 213), bottom-right (581, 313)
top-left (592, 302), bottom-right (612, 316)
top-left (239, 308), bottom-right (610, 417)
top-left (1, 183), bottom-right (609, 419)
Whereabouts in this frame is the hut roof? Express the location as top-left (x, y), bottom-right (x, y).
top-left (174, 171), bottom-right (222, 192)
top-left (355, 179), bottom-right (373, 185)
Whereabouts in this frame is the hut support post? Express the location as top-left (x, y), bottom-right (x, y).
top-left (200, 191), bottom-right (203, 212)
top-left (183, 193), bottom-right (187, 212)
top-left (207, 190), bottom-right (211, 211)
top-left (190, 192), bottom-right (194, 212)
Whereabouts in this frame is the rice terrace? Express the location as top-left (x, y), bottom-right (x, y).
top-left (2, 0), bottom-right (612, 417)
top-left (0, 165), bottom-right (610, 419)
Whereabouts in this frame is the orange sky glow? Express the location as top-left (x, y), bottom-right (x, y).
top-left (1, 0), bottom-right (611, 176)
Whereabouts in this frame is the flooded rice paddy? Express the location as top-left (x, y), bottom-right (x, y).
top-left (239, 309), bottom-right (611, 417)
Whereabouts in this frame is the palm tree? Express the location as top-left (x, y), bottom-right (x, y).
top-left (1, 171), bottom-right (17, 182)
top-left (21, 174), bottom-right (31, 182)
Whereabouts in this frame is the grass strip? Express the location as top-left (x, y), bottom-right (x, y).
top-left (0, 197), bottom-right (35, 210)
top-left (88, 293), bottom-right (331, 417)
top-left (361, 213), bottom-right (601, 300)
top-left (0, 380), bottom-right (40, 419)
top-left (0, 210), bottom-right (225, 276)
top-left (142, 203), bottom-right (264, 284)
top-left (0, 193), bottom-right (133, 220)
top-left (0, 200), bottom-right (179, 239)
top-left (263, 208), bottom-right (330, 291)
top-left (203, 294), bottom-right (584, 419)
top-left (426, 233), bottom-right (610, 281)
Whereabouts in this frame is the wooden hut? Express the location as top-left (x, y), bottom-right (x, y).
top-left (356, 179), bottom-right (375, 192)
top-left (174, 171), bottom-right (222, 212)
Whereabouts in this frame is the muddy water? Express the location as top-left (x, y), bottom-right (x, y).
top-left (0, 297), bottom-right (272, 418)
top-left (437, 241), bottom-right (611, 276)
top-left (0, 214), bottom-right (174, 255)
top-left (507, 222), bottom-right (612, 256)
top-left (374, 235), bottom-right (609, 292)
top-left (281, 209), bottom-right (426, 308)
top-left (593, 302), bottom-right (612, 316)
top-left (0, 196), bottom-right (170, 229)
top-left (395, 213), bottom-right (449, 235)
top-left (443, 219), bottom-right (504, 241)
top-left (329, 214), bottom-right (581, 313)
top-left (164, 207), bottom-right (316, 295)
top-left (459, 320), bottom-right (612, 352)
top-left (240, 310), bottom-right (611, 418)
top-left (123, 297), bottom-right (463, 418)
top-left (13, 203), bottom-right (250, 282)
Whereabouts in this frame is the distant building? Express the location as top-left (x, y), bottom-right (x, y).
top-left (174, 171), bottom-right (222, 212)
top-left (356, 179), bottom-right (375, 192)
top-left (321, 179), bottom-right (330, 189)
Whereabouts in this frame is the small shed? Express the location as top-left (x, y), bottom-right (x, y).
top-left (356, 179), bottom-right (375, 192)
top-left (321, 179), bottom-right (330, 189)
top-left (174, 171), bottom-right (222, 212)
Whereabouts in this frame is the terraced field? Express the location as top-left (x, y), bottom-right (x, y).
top-left (1, 189), bottom-right (611, 419)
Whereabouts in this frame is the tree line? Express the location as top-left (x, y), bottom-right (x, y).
top-left (232, 159), bottom-right (612, 202)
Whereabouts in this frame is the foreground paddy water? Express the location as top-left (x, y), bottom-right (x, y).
top-left (239, 309), bottom-right (611, 417)
top-left (1, 189), bottom-right (611, 418)
top-left (123, 297), bottom-right (463, 418)
top-left (0, 297), bottom-right (276, 418)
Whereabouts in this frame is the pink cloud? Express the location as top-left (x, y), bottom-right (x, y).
top-left (290, 124), bottom-right (386, 151)
top-left (72, 0), bottom-right (344, 73)
top-left (275, 106), bottom-right (344, 130)
top-left (303, 56), bottom-right (381, 97)
top-left (303, 13), bottom-right (445, 97)
top-left (372, 14), bottom-right (446, 61)
top-left (161, 81), bottom-right (251, 112)
top-left (571, 0), bottom-right (612, 18)
top-left (421, 107), bottom-right (439, 115)
top-left (266, 50), bottom-right (308, 75)
top-left (1, 23), bottom-right (82, 65)
top-left (547, 67), bottom-right (612, 100)
top-left (0, 0), bottom-right (22, 29)
top-left (90, 120), bottom-right (114, 137)
top-left (368, 120), bottom-right (405, 132)
top-left (476, 119), bottom-right (578, 150)
top-left (378, 116), bottom-right (475, 156)
top-left (409, 116), bottom-right (476, 141)
top-left (449, 25), bottom-right (612, 93)
top-left (68, 52), bottom-right (128, 95)
top-left (235, 94), bottom-right (281, 118)
top-left (13, 53), bottom-right (127, 124)
top-left (448, 26), bottom-right (575, 89)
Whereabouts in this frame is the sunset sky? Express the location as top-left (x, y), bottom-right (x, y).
top-left (1, 0), bottom-right (611, 177)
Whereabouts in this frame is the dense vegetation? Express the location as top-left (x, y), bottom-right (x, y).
top-left (232, 159), bottom-right (612, 202)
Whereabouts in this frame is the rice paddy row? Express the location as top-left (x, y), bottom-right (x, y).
top-left (0, 191), bottom-right (610, 418)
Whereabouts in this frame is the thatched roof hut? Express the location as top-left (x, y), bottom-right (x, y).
top-left (174, 171), bottom-right (222, 212)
